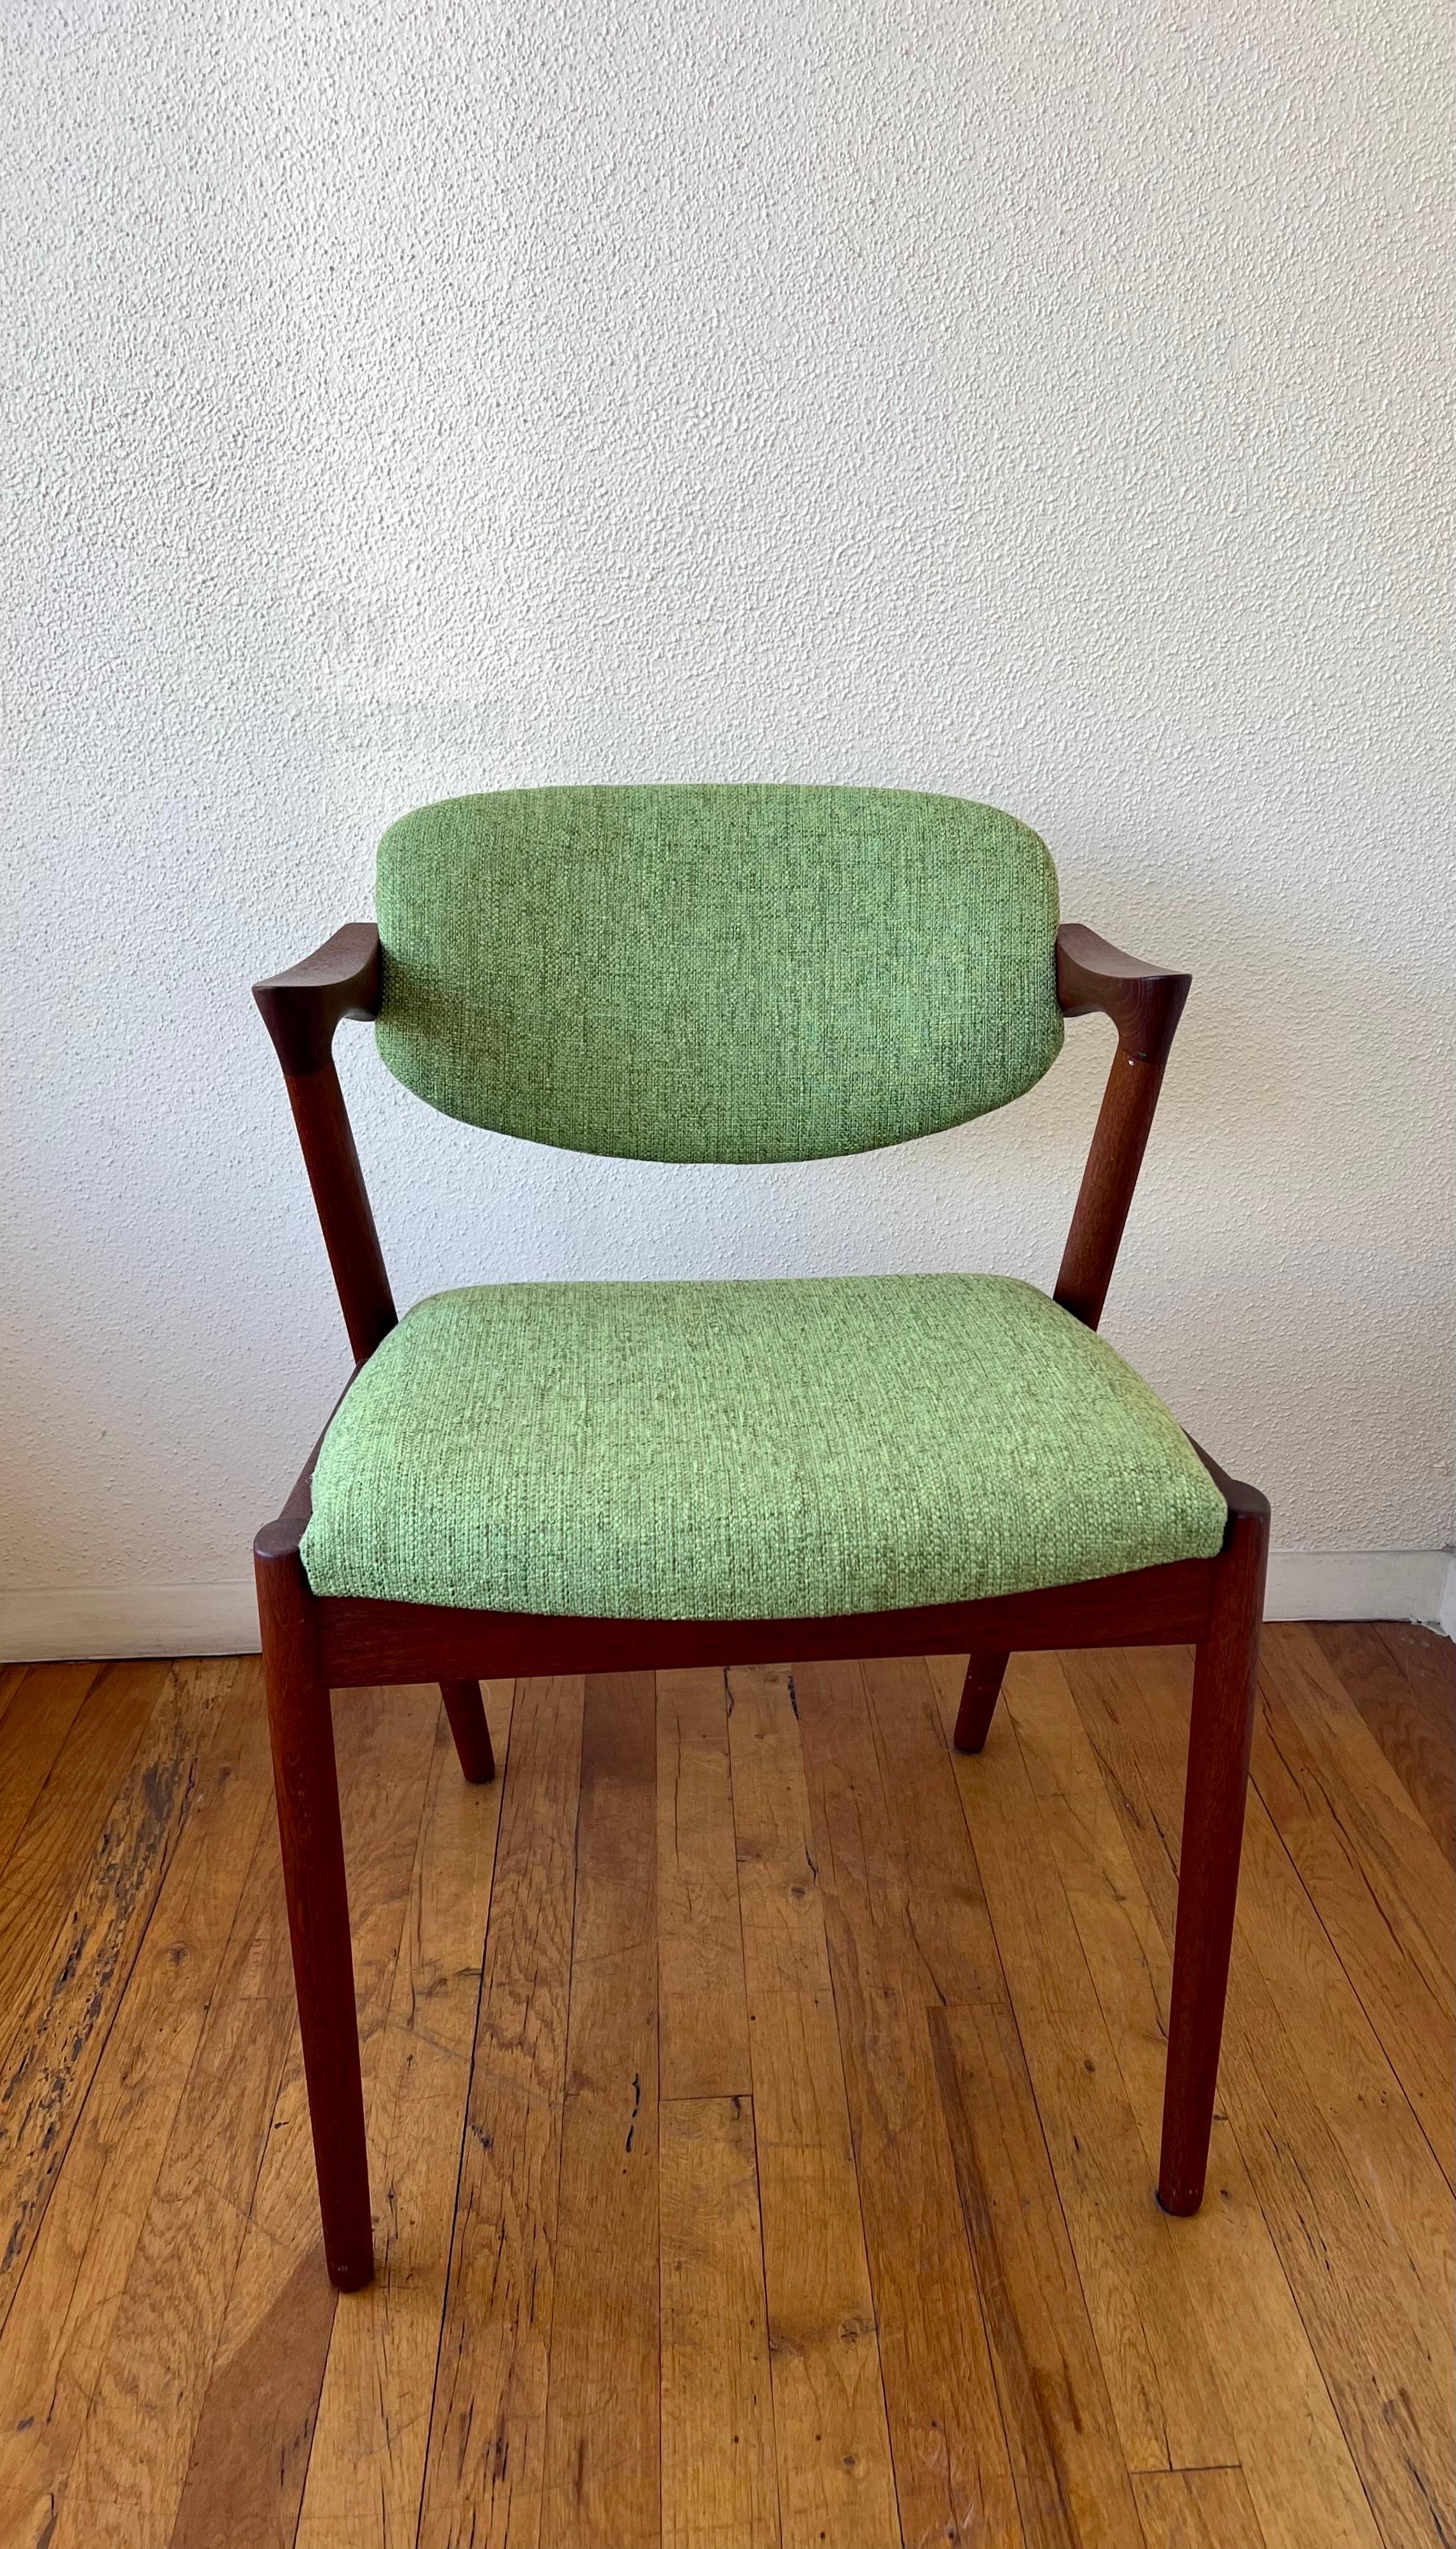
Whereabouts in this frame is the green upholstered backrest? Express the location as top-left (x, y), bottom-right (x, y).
top-left (374, 784), bottom-right (1064, 1163)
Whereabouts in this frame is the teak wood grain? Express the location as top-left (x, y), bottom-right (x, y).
top-left (0, 1626), bottom-right (1448, 2544)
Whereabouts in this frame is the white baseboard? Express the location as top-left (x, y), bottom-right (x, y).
top-left (1263, 1548), bottom-right (1452, 1626)
top-left (0, 1585), bottom-right (263, 1663)
top-left (2, 1550), bottom-right (1452, 1664)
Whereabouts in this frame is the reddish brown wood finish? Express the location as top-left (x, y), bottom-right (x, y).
top-left (953, 1651), bottom-right (1010, 1753)
top-left (254, 1538), bottom-right (373, 2291)
top-left (254, 927), bottom-right (396, 1363)
top-left (253, 923), bottom-right (382, 1074)
top-left (1053, 923), bottom-right (1191, 1332)
top-left (1054, 1051), bottom-right (1171, 1330)
top-left (250, 902), bottom-right (1267, 2287)
top-left (438, 1679), bottom-right (496, 1784)
top-left (1055, 920), bottom-right (1191, 1066)
top-left (313, 1560), bottom-right (1214, 1682)
top-left (306, 1562), bottom-right (1214, 1687)
top-left (1157, 1495), bottom-right (1269, 2213)
top-left (279, 1067), bottom-right (396, 1363)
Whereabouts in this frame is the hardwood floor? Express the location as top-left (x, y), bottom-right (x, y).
top-left (0, 1623), bottom-right (1449, 2548)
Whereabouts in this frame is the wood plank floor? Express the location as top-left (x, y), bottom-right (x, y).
top-left (0, 1623), bottom-right (1450, 2548)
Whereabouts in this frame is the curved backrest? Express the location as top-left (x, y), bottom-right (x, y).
top-left (375, 784), bottom-right (1064, 1162)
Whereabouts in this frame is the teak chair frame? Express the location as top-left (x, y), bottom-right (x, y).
top-left (253, 916), bottom-right (1268, 2291)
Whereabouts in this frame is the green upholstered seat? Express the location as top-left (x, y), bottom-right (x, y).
top-left (374, 785), bottom-right (1065, 1161)
top-left (301, 1276), bottom-right (1227, 1620)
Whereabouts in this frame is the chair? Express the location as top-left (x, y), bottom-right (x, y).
top-left (251, 782), bottom-right (1267, 2293)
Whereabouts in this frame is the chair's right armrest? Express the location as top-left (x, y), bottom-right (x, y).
top-left (1055, 922), bottom-right (1191, 1066)
top-left (253, 923), bottom-right (382, 1077)
top-left (1052, 922), bottom-right (1193, 1329)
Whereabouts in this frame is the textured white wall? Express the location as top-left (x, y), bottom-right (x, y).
top-left (4, 1), bottom-right (1452, 1647)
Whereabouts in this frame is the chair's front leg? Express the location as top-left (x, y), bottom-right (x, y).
top-left (953, 1651), bottom-right (1011, 1753)
top-left (256, 1538), bottom-right (375, 2289)
top-left (1158, 1500), bottom-right (1269, 2213)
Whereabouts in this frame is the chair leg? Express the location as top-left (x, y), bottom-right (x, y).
top-left (1158, 1500), bottom-right (1269, 2214)
top-left (256, 1539), bottom-right (374, 2291)
top-left (440, 1679), bottom-right (496, 1783)
top-left (953, 1651), bottom-right (1010, 1753)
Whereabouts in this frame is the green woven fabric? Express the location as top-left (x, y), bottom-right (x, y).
top-left (374, 785), bottom-right (1064, 1161)
top-left (301, 1276), bottom-right (1226, 1620)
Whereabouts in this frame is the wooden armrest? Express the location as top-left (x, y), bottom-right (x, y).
top-left (1053, 920), bottom-right (1192, 1329)
top-left (253, 923), bottom-right (382, 1077)
top-left (251, 922), bottom-right (395, 1360)
top-left (1056, 923), bottom-right (1191, 1066)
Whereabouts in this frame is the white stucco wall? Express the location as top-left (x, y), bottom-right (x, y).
top-left (4, 1), bottom-right (1452, 1653)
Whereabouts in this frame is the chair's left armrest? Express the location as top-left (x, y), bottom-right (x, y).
top-left (1056, 922), bottom-right (1191, 1065)
top-left (253, 923), bottom-right (382, 1077)
top-left (251, 922), bottom-right (396, 1360)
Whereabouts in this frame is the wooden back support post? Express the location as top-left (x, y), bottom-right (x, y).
top-left (253, 923), bottom-right (398, 1363)
top-left (1053, 922), bottom-right (1192, 1330)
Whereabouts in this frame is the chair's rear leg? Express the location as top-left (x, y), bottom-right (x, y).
top-left (1158, 1498), bottom-right (1269, 2214)
top-left (256, 1539), bottom-right (374, 2290)
top-left (440, 1679), bottom-right (496, 1783)
top-left (953, 1651), bottom-right (1010, 1753)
